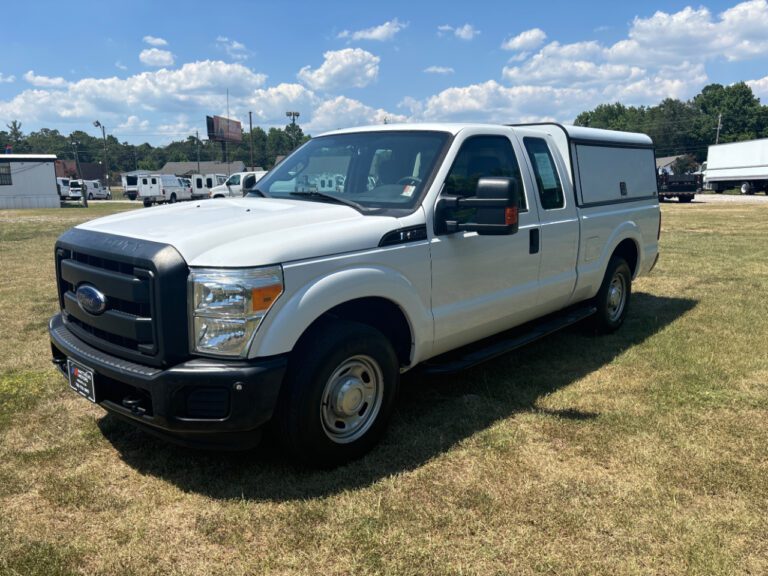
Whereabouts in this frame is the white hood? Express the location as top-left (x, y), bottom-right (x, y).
top-left (78, 198), bottom-right (405, 267)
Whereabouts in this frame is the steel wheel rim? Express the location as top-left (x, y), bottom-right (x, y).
top-left (320, 354), bottom-right (384, 444)
top-left (606, 272), bottom-right (627, 322)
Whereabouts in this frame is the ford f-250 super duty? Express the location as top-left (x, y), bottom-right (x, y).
top-left (49, 123), bottom-right (661, 466)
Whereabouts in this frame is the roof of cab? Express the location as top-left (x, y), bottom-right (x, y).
top-left (321, 122), bottom-right (653, 146)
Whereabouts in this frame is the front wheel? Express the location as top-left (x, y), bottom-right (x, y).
top-left (275, 320), bottom-right (399, 467)
top-left (169, 193), bottom-right (177, 203)
top-left (88, 193), bottom-right (94, 200)
top-left (591, 256), bottom-right (632, 333)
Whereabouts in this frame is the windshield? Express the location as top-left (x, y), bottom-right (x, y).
top-left (253, 131), bottom-right (450, 211)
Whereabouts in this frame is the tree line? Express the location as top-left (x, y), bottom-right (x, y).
top-left (3, 81), bottom-right (767, 177)
top-left (1, 120), bottom-right (310, 177)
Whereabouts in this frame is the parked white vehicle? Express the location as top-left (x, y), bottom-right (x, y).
top-left (703, 137), bottom-right (768, 194)
top-left (190, 173), bottom-right (226, 199)
top-left (209, 171), bottom-right (268, 198)
top-left (50, 122), bottom-right (660, 466)
top-left (137, 174), bottom-right (190, 206)
top-left (82, 179), bottom-right (110, 200)
top-left (56, 177), bottom-right (73, 200)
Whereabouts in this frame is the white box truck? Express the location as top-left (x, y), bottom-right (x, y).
top-left (50, 122), bottom-right (660, 466)
top-left (704, 138), bottom-right (768, 194)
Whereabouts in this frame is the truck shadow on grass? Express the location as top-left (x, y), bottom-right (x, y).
top-left (99, 292), bottom-right (696, 501)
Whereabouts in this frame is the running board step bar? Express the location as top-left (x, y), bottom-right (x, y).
top-left (420, 305), bottom-right (597, 375)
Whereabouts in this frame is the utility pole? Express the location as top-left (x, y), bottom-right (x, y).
top-left (93, 120), bottom-right (109, 190)
top-left (196, 130), bottom-right (201, 174)
top-left (249, 111), bottom-right (254, 171)
top-left (715, 113), bottom-right (722, 145)
top-left (71, 140), bottom-right (82, 179)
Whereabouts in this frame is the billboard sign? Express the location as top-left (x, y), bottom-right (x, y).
top-left (206, 115), bottom-right (242, 143)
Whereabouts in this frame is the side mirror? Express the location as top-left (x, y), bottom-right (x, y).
top-left (437, 177), bottom-right (520, 236)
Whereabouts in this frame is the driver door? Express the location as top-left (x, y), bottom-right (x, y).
top-left (430, 131), bottom-right (542, 356)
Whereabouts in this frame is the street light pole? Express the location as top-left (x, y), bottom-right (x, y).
top-left (93, 120), bottom-right (109, 190)
top-left (286, 111), bottom-right (300, 150)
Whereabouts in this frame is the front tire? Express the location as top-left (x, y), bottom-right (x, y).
top-left (275, 320), bottom-right (399, 467)
top-left (88, 193), bottom-right (94, 200)
top-left (169, 193), bottom-right (177, 203)
top-left (591, 256), bottom-right (632, 333)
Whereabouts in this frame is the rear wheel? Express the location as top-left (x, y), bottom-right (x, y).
top-left (275, 320), bottom-right (399, 467)
top-left (591, 256), bottom-right (632, 333)
top-left (88, 193), bottom-right (94, 200)
top-left (678, 195), bottom-right (693, 203)
top-left (169, 193), bottom-right (177, 203)
top-left (741, 182), bottom-right (754, 195)
top-left (143, 199), bottom-right (152, 208)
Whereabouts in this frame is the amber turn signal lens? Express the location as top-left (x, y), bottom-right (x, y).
top-left (252, 284), bottom-right (283, 311)
top-left (505, 206), bottom-right (518, 226)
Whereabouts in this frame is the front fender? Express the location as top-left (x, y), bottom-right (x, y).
top-left (247, 265), bottom-right (433, 364)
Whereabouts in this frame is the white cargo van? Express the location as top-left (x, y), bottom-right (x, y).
top-left (190, 173), bottom-right (227, 199)
top-left (137, 174), bottom-right (190, 207)
top-left (82, 179), bottom-right (110, 200)
top-left (209, 171), bottom-right (268, 198)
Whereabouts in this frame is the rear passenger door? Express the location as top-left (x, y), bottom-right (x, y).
top-left (429, 130), bottom-right (542, 355)
top-left (514, 129), bottom-right (580, 312)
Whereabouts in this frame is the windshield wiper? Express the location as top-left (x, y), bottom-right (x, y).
top-left (289, 191), bottom-right (368, 212)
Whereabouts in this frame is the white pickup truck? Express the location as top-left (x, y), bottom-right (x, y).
top-left (49, 123), bottom-right (660, 465)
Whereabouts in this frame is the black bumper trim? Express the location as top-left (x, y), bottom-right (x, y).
top-left (49, 313), bottom-right (288, 446)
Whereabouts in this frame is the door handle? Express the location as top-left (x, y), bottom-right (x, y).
top-left (529, 229), bottom-right (540, 254)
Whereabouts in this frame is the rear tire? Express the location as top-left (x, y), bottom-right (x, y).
top-left (591, 256), bottom-right (632, 333)
top-left (679, 195), bottom-right (693, 203)
top-left (143, 199), bottom-right (152, 208)
top-left (274, 320), bottom-right (399, 467)
top-left (169, 193), bottom-right (177, 203)
top-left (88, 193), bottom-right (94, 200)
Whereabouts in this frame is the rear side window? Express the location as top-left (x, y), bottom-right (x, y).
top-left (151, 178), bottom-right (157, 185)
top-left (524, 137), bottom-right (564, 210)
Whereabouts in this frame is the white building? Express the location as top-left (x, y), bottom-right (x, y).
top-left (0, 154), bottom-right (59, 209)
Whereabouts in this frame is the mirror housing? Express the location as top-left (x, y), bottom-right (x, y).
top-left (437, 177), bottom-right (520, 236)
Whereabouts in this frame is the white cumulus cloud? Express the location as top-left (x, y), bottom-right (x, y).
top-left (143, 35), bottom-right (168, 47)
top-left (501, 28), bottom-right (547, 51)
top-left (216, 36), bottom-right (250, 61)
top-left (139, 48), bottom-right (175, 67)
top-left (424, 66), bottom-right (455, 75)
top-left (24, 70), bottom-right (68, 88)
top-left (0, 73), bottom-right (16, 84)
top-left (306, 96), bottom-right (406, 133)
top-left (338, 19), bottom-right (408, 41)
top-left (298, 48), bottom-right (380, 91)
top-left (438, 24), bottom-right (480, 40)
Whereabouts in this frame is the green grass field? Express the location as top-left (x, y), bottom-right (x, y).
top-left (0, 201), bottom-right (766, 575)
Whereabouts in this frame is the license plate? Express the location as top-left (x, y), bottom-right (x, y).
top-left (67, 359), bottom-right (97, 403)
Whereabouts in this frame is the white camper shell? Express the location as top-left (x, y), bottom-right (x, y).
top-left (190, 173), bottom-right (226, 199)
top-left (137, 174), bottom-right (190, 207)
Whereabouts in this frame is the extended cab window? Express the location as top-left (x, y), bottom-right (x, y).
top-left (524, 137), bottom-right (564, 210)
top-left (442, 135), bottom-right (526, 210)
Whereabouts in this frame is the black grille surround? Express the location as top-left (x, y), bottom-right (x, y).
top-left (55, 228), bottom-right (190, 368)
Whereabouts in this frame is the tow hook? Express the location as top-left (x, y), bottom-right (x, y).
top-left (122, 397), bottom-right (147, 416)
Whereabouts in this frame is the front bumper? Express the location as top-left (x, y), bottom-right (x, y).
top-left (49, 313), bottom-right (287, 449)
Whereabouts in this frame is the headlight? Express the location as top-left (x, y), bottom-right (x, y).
top-left (189, 266), bottom-right (283, 356)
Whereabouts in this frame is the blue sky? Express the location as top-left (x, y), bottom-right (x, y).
top-left (3, 0), bottom-right (768, 144)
